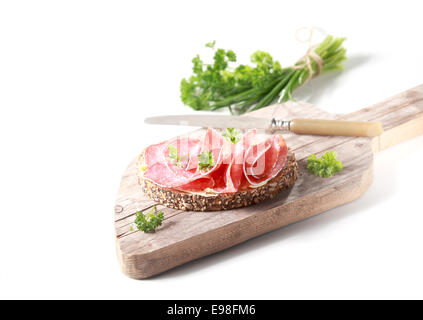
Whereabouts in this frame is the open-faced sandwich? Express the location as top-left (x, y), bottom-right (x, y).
top-left (137, 128), bottom-right (298, 211)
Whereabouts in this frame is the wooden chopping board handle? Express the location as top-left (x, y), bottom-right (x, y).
top-left (341, 84), bottom-right (423, 153)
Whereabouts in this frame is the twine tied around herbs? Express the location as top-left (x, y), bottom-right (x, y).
top-left (277, 27), bottom-right (324, 103)
top-left (294, 26), bottom-right (324, 77)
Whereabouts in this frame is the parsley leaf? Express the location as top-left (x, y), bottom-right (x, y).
top-left (307, 151), bottom-right (344, 178)
top-left (205, 40), bottom-right (216, 49)
top-left (168, 145), bottom-right (181, 166)
top-left (198, 151), bottom-right (215, 171)
top-left (134, 207), bottom-right (164, 233)
top-left (222, 128), bottom-right (241, 144)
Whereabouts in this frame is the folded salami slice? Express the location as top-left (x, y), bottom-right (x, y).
top-left (143, 128), bottom-right (225, 190)
top-left (142, 137), bottom-right (201, 188)
top-left (243, 135), bottom-right (288, 186)
top-left (178, 128), bottom-right (225, 190)
top-left (216, 129), bottom-right (256, 193)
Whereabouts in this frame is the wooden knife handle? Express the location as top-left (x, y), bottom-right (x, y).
top-left (290, 118), bottom-right (384, 137)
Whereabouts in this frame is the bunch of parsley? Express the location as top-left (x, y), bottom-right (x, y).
top-left (181, 37), bottom-right (346, 114)
top-left (134, 207), bottom-right (164, 233)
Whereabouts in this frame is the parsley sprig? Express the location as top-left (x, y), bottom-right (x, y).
top-left (222, 128), bottom-right (241, 144)
top-left (134, 207), bottom-right (164, 233)
top-left (307, 151), bottom-right (344, 178)
top-left (168, 145), bottom-right (181, 166)
top-left (181, 36), bottom-right (346, 114)
top-left (198, 151), bottom-right (215, 171)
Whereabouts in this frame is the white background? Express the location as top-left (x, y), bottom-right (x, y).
top-left (1, 0), bottom-right (422, 299)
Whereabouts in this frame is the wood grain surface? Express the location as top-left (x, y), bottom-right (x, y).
top-left (115, 84), bottom-right (423, 279)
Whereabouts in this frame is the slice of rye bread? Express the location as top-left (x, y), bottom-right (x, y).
top-left (137, 149), bottom-right (298, 211)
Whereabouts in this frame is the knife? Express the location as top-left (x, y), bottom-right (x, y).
top-left (144, 115), bottom-right (384, 137)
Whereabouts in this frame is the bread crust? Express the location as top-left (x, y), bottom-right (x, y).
top-left (137, 150), bottom-right (298, 211)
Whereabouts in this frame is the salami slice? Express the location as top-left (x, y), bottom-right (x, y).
top-left (143, 137), bottom-right (202, 188)
top-left (178, 128), bottom-right (225, 190)
top-left (243, 135), bottom-right (288, 186)
top-left (217, 129), bottom-right (256, 193)
top-left (143, 128), bottom-right (225, 190)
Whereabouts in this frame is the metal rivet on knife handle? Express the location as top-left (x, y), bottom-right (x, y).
top-left (269, 118), bottom-right (291, 132)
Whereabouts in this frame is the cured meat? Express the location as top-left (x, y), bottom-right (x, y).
top-left (244, 135), bottom-right (288, 185)
top-left (167, 137), bottom-right (201, 171)
top-left (217, 129), bottom-right (256, 193)
top-left (143, 137), bottom-right (202, 188)
top-left (143, 128), bottom-right (224, 189)
top-left (143, 128), bottom-right (288, 193)
top-left (179, 128), bottom-right (225, 190)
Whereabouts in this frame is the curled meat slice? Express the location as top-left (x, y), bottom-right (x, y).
top-left (243, 135), bottom-right (288, 186)
top-left (143, 128), bottom-right (225, 190)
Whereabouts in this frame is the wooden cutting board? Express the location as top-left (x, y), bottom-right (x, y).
top-left (115, 84), bottom-right (423, 279)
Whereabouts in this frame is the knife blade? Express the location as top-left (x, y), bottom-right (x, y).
top-left (144, 114), bottom-right (384, 137)
top-left (144, 115), bottom-right (270, 130)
